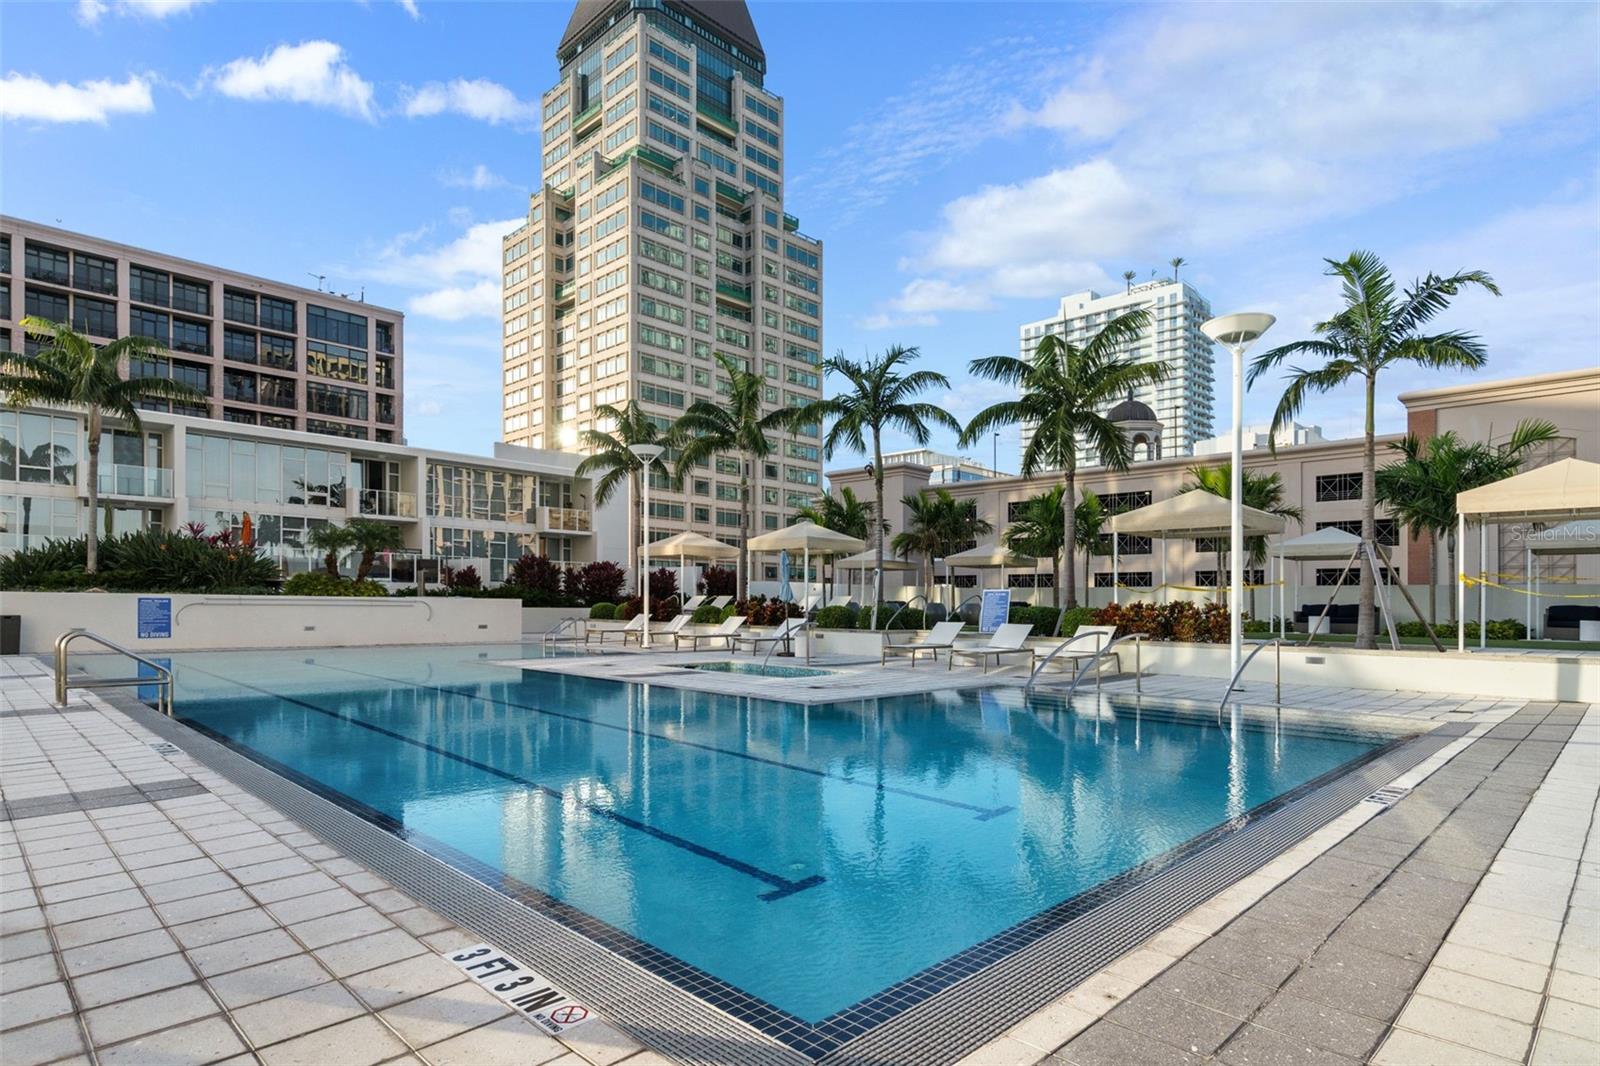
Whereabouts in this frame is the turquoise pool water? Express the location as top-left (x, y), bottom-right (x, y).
top-left (92, 644), bottom-right (1398, 1026)
top-left (680, 661), bottom-right (832, 678)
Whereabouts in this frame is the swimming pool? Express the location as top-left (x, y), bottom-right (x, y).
top-left (679, 660), bottom-right (832, 678)
top-left (87, 644), bottom-right (1415, 1056)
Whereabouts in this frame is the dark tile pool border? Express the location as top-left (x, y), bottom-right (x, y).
top-left (97, 682), bottom-right (1462, 1066)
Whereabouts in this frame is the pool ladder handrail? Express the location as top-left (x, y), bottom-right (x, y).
top-left (1218, 639), bottom-right (1282, 711)
top-left (54, 628), bottom-right (174, 717)
top-left (1024, 629), bottom-right (1114, 693)
top-left (540, 616), bottom-right (584, 650)
top-left (1057, 633), bottom-right (1148, 703)
top-left (880, 594), bottom-right (928, 633)
top-left (761, 617), bottom-right (814, 669)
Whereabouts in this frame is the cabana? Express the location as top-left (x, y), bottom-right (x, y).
top-left (835, 548), bottom-right (917, 609)
top-left (942, 543), bottom-right (1038, 615)
top-left (1456, 458), bottom-right (1600, 651)
top-left (1527, 520), bottom-right (1600, 639)
top-left (746, 520), bottom-right (866, 611)
top-left (1107, 492), bottom-right (1288, 603)
top-left (1273, 526), bottom-right (1362, 639)
top-left (650, 531), bottom-right (740, 607)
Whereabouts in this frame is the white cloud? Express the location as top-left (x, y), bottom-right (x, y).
top-left (357, 215), bottom-right (523, 321)
top-left (0, 72), bottom-right (154, 124)
top-left (77, 0), bottom-right (211, 25)
top-left (441, 164), bottom-right (512, 191)
top-left (413, 399), bottom-right (443, 417)
top-left (401, 79), bottom-right (536, 126)
top-left (409, 282), bottom-right (499, 321)
top-left (207, 41), bottom-right (375, 121)
top-left (396, 0), bottom-right (420, 18)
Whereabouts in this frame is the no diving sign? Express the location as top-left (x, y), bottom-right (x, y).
top-left (445, 944), bottom-right (595, 1035)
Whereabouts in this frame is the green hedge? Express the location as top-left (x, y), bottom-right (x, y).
top-left (589, 602), bottom-right (616, 620)
top-left (860, 606), bottom-right (924, 630)
top-left (0, 531), bottom-right (279, 592)
top-left (283, 572), bottom-right (388, 597)
top-left (692, 604), bottom-right (724, 624)
top-left (813, 605), bottom-right (857, 629)
top-left (1397, 618), bottom-right (1527, 640)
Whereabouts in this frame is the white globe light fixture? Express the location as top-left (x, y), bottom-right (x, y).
top-left (1201, 312), bottom-right (1276, 679)
top-left (628, 443), bottom-right (666, 648)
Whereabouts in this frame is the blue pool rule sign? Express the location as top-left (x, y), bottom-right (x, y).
top-left (137, 597), bottom-right (172, 639)
top-left (979, 589), bottom-right (1011, 634)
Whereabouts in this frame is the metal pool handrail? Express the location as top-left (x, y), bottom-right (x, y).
top-left (760, 617), bottom-right (814, 669)
top-left (881, 594), bottom-right (928, 633)
top-left (540, 616), bottom-right (583, 650)
top-left (54, 628), bottom-right (174, 717)
top-left (1059, 633), bottom-right (1147, 703)
top-left (1218, 639), bottom-right (1282, 711)
top-left (1024, 630), bottom-right (1111, 693)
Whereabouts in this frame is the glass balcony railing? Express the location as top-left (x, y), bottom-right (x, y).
top-left (543, 506), bottom-right (591, 532)
top-left (97, 465), bottom-right (174, 498)
top-left (715, 280), bottom-right (751, 303)
top-left (356, 489), bottom-right (418, 519)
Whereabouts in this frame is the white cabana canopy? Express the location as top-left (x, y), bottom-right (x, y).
top-left (747, 520), bottom-right (866, 605)
top-left (651, 531), bottom-right (740, 560)
top-left (943, 543), bottom-right (1037, 568)
top-left (1277, 526), bottom-right (1362, 560)
top-left (1108, 491), bottom-right (1289, 536)
top-left (1456, 458), bottom-right (1600, 523)
top-left (1527, 520), bottom-right (1600, 556)
top-left (836, 549), bottom-right (918, 571)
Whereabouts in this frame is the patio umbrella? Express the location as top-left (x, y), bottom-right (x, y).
top-left (651, 530), bottom-right (739, 600)
top-left (778, 550), bottom-right (793, 603)
top-left (240, 512), bottom-right (253, 549)
top-left (835, 548), bottom-right (917, 604)
top-left (748, 520), bottom-right (867, 609)
top-left (1108, 492), bottom-right (1287, 604)
top-left (943, 543), bottom-right (1037, 610)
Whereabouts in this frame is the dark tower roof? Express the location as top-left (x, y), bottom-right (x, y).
top-left (1109, 392), bottom-right (1158, 423)
top-left (560, 0), bottom-right (764, 60)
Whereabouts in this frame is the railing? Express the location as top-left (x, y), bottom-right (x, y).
top-left (1060, 633), bottom-right (1147, 703)
top-left (881, 594), bottom-right (928, 633)
top-left (715, 280), bottom-right (752, 302)
top-left (543, 506), bottom-right (591, 532)
top-left (356, 489), bottom-right (418, 519)
top-left (540, 617), bottom-right (586, 651)
top-left (782, 213), bottom-right (800, 232)
top-left (1025, 630), bottom-right (1114, 693)
top-left (762, 618), bottom-right (813, 668)
top-left (96, 465), bottom-right (174, 498)
top-left (1218, 639), bottom-right (1282, 711)
top-left (55, 629), bottom-right (173, 717)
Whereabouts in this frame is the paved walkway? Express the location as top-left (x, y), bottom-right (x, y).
top-left (0, 658), bottom-right (666, 1066)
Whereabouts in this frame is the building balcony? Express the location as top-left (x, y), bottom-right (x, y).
top-left (355, 489), bottom-right (418, 520)
top-left (715, 280), bottom-right (751, 304)
top-left (93, 464), bottom-right (175, 499)
top-left (540, 506), bottom-right (591, 533)
top-left (782, 213), bottom-right (800, 232)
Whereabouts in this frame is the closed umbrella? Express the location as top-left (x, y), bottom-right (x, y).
top-left (778, 549), bottom-right (793, 603)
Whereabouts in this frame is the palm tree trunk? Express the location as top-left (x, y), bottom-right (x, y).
top-left (1062, 468), bottom-right (1078, 609)
top-left (873, 431), bottom-right (885, 621)
top-left (1052, 549), bottom-right (1061, 608)
top-left (85, 407), bottom-right (102, 574)
top-left (1428, 531), bottom-right (1439, 624)
top-left (1446, 530), bottom-right (1458, 623)
top-left (1356, 372), bottom-right (1378, 649)
top-left (739, 464), bottom-right (750, 602)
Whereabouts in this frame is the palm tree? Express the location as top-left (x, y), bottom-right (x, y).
top-left (1, 317), bottom-right (208, 573)
top-left (1122, 269), bottom-right (1137, 293)
top-left (892, 488), bottom-right (992, 596)
top-left (1247, 251), bottom-right (1499, 648)
top-left (344, 518), bottom-right (407, 581)
top-left (1180, 462), bottom-right (1304, 615)
top-left (673, 354), bottom-right (794, 600)
top-left (790, 486), bottom-right (875, 540)
top-left (1074, 489), bottom-right (1107, 596)
top-left (1170, 256), bottom-right (1186, 282)
top-left (1004, 486), bottom-right (1065, 607)
top-left (1376, 419), bottom-right (1557, 623)
top-left (962, 309), bottom-right (1166, 608)
top-left (781, 345), bottom-right (960, 613)
top-left (575, 402), bottom-right (667, 584)
top-left (305, 523), bottom-right (351, 578)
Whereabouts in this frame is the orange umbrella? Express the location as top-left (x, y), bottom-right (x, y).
top-left (240, 512), bottom-right (254, 548)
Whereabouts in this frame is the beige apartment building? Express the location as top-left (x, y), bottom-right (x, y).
top-left (501, 0), bottom-right (825, 553)
top-left (1, 216), bottom-right (403, 443)
top-left (827, 369), bottom-right (1599, 616)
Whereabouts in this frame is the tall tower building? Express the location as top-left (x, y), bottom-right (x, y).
top-left (502, 0), bottom-right (825, 559)
top-left (1016, 280), bottom-right (1215, 466)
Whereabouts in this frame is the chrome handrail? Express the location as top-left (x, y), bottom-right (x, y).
top-left (760, 618), bottom-right (813, 669)
top-left (540, 616), bottom-right (584, 650)
top-left (54, 629), bottom-right (174, 717)
top-left (882, 594), bottom-right (928, 634)
top-left (1059, 633), bottom-right (1147, 703)
top-left (1219, 639), bottom-right (1282, 711)
top-left (1024, 630), bottom-right (1110, 693)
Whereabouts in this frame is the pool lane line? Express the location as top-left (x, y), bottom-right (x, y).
top-left (306, 659), bottom-right (1016, 823)
top-left (175, 662), bottom-right (824, 902)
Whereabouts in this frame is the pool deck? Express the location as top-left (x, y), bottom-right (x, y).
top-left (2, 648), bottom-right (1596, 1066)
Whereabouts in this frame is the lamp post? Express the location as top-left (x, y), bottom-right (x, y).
top-left (629, 443), bottom-right (666, 648)
top-left (1201, 312), bottom-right (1276, 679)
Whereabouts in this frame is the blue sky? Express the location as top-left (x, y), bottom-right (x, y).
top-left (3, 0), bottom-right (1597, 472)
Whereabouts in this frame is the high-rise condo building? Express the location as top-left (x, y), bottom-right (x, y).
top-left (502, 0), bottom-right (825, 561)
top-left (0, 217), bottom-right (403, 444)
top-left (1017, 280), bottom-right (1215, 466)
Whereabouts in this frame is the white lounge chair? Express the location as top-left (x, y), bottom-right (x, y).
top-left (643, 613), bottom-right (693, 644)
top-left (826, 594), bottom-right (854, 609)
top-left (587, 614), bottom-right (644, 645)
top-left (1032, 625), bottom-right (1121, 674)
top-left (797, 594), bottom-right (822, 615)
top-left (732, 617), bottom-right (807, 656)
top-left (882, 621), bottom-right (966, 667)
top-left (678, 595), bottom-right (707, 615)
top-left (947, 623), bottom-right (1035, 673)
top-left (707, 595), bottom-right (734, 610)
top-left (673, 615), bottom-right (746, 651)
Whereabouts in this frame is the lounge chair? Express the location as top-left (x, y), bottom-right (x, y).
top-left (732, 617), bottom-right (808, 656)
top-left (672, 615), bottom-right (746, 651)
top-left (678, 595), bottom-right (707, 615)
top-left (1032, 625), bottom-right (1120, 674)
top-left (587, 615), bottom-right (644, 645)
top-left (882, 621), bottom-right (966, 667)
top-left (826, 594), bottom-right (854, 609)
top-left (642, 614), bottom-right (693, 644)
top-left (798, 594), bottom-right (822, 614)
top-left (947, 623), bottom-right (1035, 673)
top-left (707, 595), bottom-right (734, 610)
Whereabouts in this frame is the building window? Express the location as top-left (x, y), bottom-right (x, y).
top-left (259, 375), bottom-right (296, 409)
top-left (1099, 491), bottom-right (1153, 514)
top-left (24, 243), bottom-right (70, 285)
top-left (223, 369), bottom-right (257, 404)
top-left (1314, 472), bottom-right (1362, 502)
top-left (73, 253), bottom-right (117, 295)
top-left (1094, 571), bottom-right (1152, 588)
top-left (171, 317), bottom-right (211, 356)
top-left (0, 409), bottom-right (78, 484)
top-left (1095, 533), bottom-right (1152, 555)
top-left (1316, 566), bottom-right (1396, 586)
top-left (307, 304), bottom-right (368, 348)
top-left (376, 321), bottom-right (395, 354)
top-left (24, 286), bottom-right (69, 323)
top-left (72, 295), bottom-right (117, 338)
top-left (129, 265), bottom-right (170, 306)
top-left (1194, 569), bottom-right (1264, 587)
top-left (306, 381), bottom-right (368, 421)
top-left (305, 418), bottom-right (369, 440)
top-left (307, 340), bottom-right (368, 384)
top-left (171, 277), bottom-right (210, 315)
top-left (223, 288), bottom-right (257, 325)
top-left (223, 408), bottom-right (258, 425)
top-left (1316, 519), bottom-right (1400, 546)
top-left (260, 295), bottom-right (296, 333)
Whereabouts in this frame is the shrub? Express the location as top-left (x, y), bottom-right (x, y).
top-left (692, 604), bottom-right (724, 624)
top-left (744, 595), bottom-right (802, 626)
top-left (1058, 606), bottom-right (1096, 635)
top-left (441, 564), bottom-right (482, 591)
top-left (1243, 618), bottom-right (1273, 634)
top-left (589, 602), bottom-right (616, 620)
top-left (0, 530), bottom-right (279, 592)
top-left (1008, 604), bottom-right (1062, 636)
top-left (566, 561), bottom-right (627, 605)
top-left (1401, 618), bottom-right (1526, 641)
top-left (641, 567), bottom-right (678, 606)
top-left (719, 603), bottom-right (741, 621)
top-left (1093, 600), bottom-right (1238, 643)
top-left (860, 606), bottom-right (924, 630)
top-left (617, 597), bottom-right (643, 621)
top-left (813, 605), bottom-right (857, 629)
top-left (507, 554), bottom-right (566, 605)
top-left (699, 564), bottom-right (737, 597)
top-left (284, 572), bottom-right (388, 596)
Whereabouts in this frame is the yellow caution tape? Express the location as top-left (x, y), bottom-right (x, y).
top-left (1459, 574), bottom-right (1600, 600)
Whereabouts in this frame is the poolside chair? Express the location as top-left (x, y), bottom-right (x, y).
top-left (947, 623), bottom-right (1035, 673)
top-left (672, 614), bottom-right (746, 651)
top-left (826, 594), bottom-right (854, 609)
top-left (1032, 625), bottom-right (1121, 675)
top-left (588, 615), bottom-right (644, 645)
top-left (798, 594), bottom-right (822, 615)
top-left (678, 595), bottom-right (707, 615)
top-left (708, 595), bottom-right (734, 610)
top-left (882, 621), bottom-right (966, 667)
top-left (732, 617), bottom-right (808, 656)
